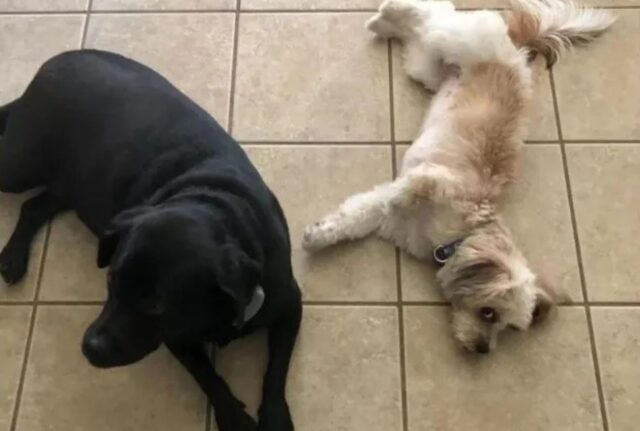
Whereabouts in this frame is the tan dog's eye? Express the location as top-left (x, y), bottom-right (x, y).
top-left (478, 307), bottom-right (499, 323)
top-left (532, 305), bottom-right (541, 319)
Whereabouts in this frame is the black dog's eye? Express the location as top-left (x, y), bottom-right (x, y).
top-left (478, 307), bottom-right (499, 323)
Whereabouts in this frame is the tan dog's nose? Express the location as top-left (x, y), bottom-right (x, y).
top-left (474, 340), bottom-right (490, 354)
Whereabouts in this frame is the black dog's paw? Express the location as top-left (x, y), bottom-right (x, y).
top-left (258, 401), bottom-right (294, 431)
top-left (215, 409), bottom-right (257, 431)
top-left (0, 246), bottom-right (28, 285)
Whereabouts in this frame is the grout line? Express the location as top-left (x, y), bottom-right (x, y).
top-left (2, 300), bottom-right (624, 307)
top-left (396, 140), bottom-right (555, 145)
top-left (564, 140), bottom-right (640, 144)
top-left (525, 140), bottom-right (562, 144)
top-left (0, 8), bottom-right (370, 16)
top-left (549, 68), bottom-right (610, 431)
top-left (241, 141), bottom-right (395, 146)
top-left (303, 300), bottom-right (401, 307)
top-left (239, 143), bottom-right (560, 147)
top-left (226, 0), bottom-right (241, 134)
top-left (9, 223), bottom-right (51, 431)
top-left (396, 249), bottom-right (409, 431)
top-left (388, 41), bottom-right (397, 177)
top-left (240, 8), bottom-right (377, 13)
top-left (8, 304), bottom-right (36, 431)
top-left (388, 40), bottom-right (409, 431)
top-left (0, 9), bottom-right (234, 16)
top-left (1, 5), bottom-right (638, 16)
top-left (35, 300), bottom-right (106, 305)
top-left (589, 302), bottom-right (640, 307)
top-left (0, 10), bottom-right (86, 15)
top-left (239, 140), bottom-right (561, 146)
top-left (80, 0), bottom-right (93, 48)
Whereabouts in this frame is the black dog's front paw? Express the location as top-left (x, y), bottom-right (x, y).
top-left (258, 401), bottom-right (294, 431)
top-left (0, 245), bottom-right (28, 285)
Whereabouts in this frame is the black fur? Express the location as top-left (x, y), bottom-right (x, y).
top-left (0, 50), bottom-right (301, 431)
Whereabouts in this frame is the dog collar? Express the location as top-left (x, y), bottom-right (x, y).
top-left (243, 285), bottom-right (265, 323)
top-left (433, 239), bottom-right (464, 267)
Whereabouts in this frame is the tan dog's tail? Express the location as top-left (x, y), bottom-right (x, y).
top-left (507, 0), bottom-right (615, 67)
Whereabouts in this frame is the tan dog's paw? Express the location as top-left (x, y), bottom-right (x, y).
top-left (302, 221), bottom-right (326, 251)
top-left (302, 218), bottom-right (339, 251)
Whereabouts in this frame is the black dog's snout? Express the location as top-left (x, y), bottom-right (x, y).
top-left (82, 331), bottom-right (115, 367)
top-left (475, 341), bottom-right (490, 354)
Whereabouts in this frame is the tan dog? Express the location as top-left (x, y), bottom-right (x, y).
top-left (303, 0), bottom-right (614, 353)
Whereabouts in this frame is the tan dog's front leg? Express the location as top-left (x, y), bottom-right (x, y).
top-left (302, 180), bottom-right (409, 251)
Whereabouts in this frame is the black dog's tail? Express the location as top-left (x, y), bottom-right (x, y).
top-left (0, 99), bottom-right (18, 134)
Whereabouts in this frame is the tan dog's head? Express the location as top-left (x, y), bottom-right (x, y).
top-left (436, 221), bottom-right (555, 354)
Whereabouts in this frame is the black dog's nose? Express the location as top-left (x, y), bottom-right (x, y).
top-left (82, 333), bottom-right (113, 366)
top-left (475, 341), bottom-right (490, 354)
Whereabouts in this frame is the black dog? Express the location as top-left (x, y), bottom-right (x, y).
top-left (0, 50), bottom-right (302, 431)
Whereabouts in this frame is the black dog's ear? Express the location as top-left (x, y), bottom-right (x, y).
top-left (97, 206), bottom-right (151, 268)
top-left (97, 230), bottom-right (119, 268)
top-left (215, 244), bottom-right (262, 330)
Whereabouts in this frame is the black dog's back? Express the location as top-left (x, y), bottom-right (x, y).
top-left (2, 50), bottom-right (267, 234)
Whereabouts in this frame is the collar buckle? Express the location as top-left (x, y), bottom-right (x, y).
top-left (433, 239), bottom-right (464, 267)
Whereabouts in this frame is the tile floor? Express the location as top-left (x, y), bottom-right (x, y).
top-left (0, 1), bottom-right (638, 431)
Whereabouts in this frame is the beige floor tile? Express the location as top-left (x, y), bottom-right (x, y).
top-left (397, 144), bottom-right (581, 302)
top-left (0, 0), bottom-right (87, 11)
top-left (554, 10), bottom-right (640, 140)
top-left (0, 306), bottom-right (31, 431)
top-left (233, 13), bottom-right (390, 141)
top-left (0, 15), bottom-right (85, 102)
top-left (399, 253), bottom-right (441, 302)
top-left (500, 144), bottom-right (582, 300)
top-left (242, 0), bottom-right (512, 10)
top-left (289, 306), bottom-right (402, 430)
top-left (39, 213), bottom-right (105, 301)
top-left (93, 0), bottom-right (235, 10)
top-left (404, 306), bottom-right (603, 431)
top-left (567, 145), bottom-right (640, 301)
top-left (85, 13), bottom-right (235, 128)
top-left (214, 332), bottom-right (267, 424)
top-left (582, 0), bottom-right (640, 5)
top-left (16, 306), bottom-right (206, 431)
top-left (392, 44), bottom-right (558, 142)
top-left (453, 0), bottom-right (509, 7)
top-left (592, 307), bottom-right (640, 431)
top-left (0, 192), bottom-right (46, 302)
top-left (213, 306), bottom-right (403, 430)
top-left (242, 0), bottom-right (380, 9)
top-left (245, 145), bottom-right (397, 302)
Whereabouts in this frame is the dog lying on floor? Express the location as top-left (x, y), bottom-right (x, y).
top-left (0, 50), bottom-right (301, 431)
top-left (303, 0), bottom-right (614, 353)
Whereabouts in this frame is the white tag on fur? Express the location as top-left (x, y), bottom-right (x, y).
top-left (243, 285), bottom-right (265, 323)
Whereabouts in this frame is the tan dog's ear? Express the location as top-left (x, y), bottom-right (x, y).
top-left (531, 274), bottom-right (563, 325)
top-left (532, 288), bottom-right (553, 325)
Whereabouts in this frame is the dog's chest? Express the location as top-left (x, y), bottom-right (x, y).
top-left (388, 202), bottom-right (465, 259)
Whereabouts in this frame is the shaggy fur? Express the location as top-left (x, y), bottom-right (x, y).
top-left (303, 0), bottom-right (614, 353)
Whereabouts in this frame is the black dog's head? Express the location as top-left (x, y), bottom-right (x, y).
top-left (82, 205), bottom-right (262, 368)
